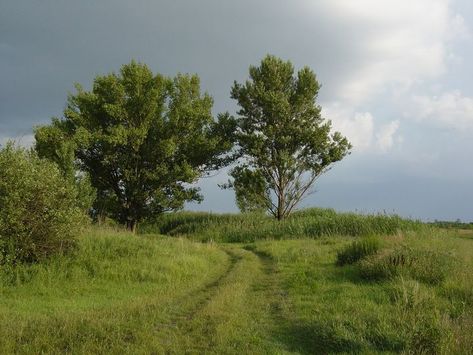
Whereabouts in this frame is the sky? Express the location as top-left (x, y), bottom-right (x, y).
top-left (1, 0), bottom-right (472, 221)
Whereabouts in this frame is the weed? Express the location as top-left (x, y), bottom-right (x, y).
top-left (359, 246), bottom-right (454, 285)
top-left (336, 236), bottom-right (381, 266)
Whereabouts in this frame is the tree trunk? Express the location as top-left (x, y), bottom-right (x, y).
top-left (126, 219), bottom-right (137, 234)
top-left (277, 192), bottom-right (284, 221)
top-left (97, 210), bottom-right (106, 225)
top-left (276, 169), bottom-right (286, 220)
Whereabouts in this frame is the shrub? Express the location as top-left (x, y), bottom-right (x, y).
top-left (359, 246), bottom-right (454, 284)
top-left (336, 236), bottom-right (381, 266)
top-left (0, 144), bottom-right (85, 263)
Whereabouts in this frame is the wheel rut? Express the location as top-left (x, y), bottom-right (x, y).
top-left (154, 244), bottom-right (291, 353)
top-left (154, 248), bottom-right (240, 332)
top-left (245, 247), bottom-right (290, 328)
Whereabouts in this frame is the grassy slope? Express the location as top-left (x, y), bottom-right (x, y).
top-left (251, 231), bottom-right (473, 354)
top-left (1, 210), bottom-right (473, 354)
top-left (0, 227), bottom-right (230, 353)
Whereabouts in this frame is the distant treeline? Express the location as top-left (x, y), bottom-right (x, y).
top-left (430, 220), bottom-right (473, 229)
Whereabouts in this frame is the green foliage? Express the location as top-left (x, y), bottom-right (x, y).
top-left (336, 236), bottom-right (381, 266)
top-left (34, 118), bottom-right (77, 178)
top-left (35, 119), bottom-right (96, 214)
top-left (359, 246), bottom-right (455, 284)
top-left (226, 166), bottom-right (268, 213)
top-left (35, 60), bottom-right (235, 231)
top-left (0, 144), bottom-right (85, 263)
top-left (142, 208), bottom-right (423, 242)
top-left (74, 172), bottom-right (96, 213)
top-left (430, 220), bottom-right (473, 229)
top-left (227, 55), bottom-right (351, 219)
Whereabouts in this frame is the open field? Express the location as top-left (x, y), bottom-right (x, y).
top-left (1, 210), bottom-right (473, 354)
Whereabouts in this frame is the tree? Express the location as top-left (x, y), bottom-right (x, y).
top-left (35, 119), bottom-right (96, 214)
top-left (227, 55), bottom-right (351, 220)
top-left (35, 61), bottom-right (235, 232)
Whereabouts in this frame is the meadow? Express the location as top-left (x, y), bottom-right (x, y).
top-left (1, 208), bottom-right (472, 354)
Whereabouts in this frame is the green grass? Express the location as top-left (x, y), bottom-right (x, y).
top-left (0, 227), bottom-right (229, 353)
top-left (141, 207), bottom-right (424, 242)
top-left (250, 229), bottom-right (473, 353)
top-left (1, 211), bottom-right (473, 353)
top-left (336, 235), bottom-right (382, 265)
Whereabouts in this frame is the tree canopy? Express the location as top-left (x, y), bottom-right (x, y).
top-left (227, 55), bottom-right (351, 219)
top-left (35, 61), bottom-right (235, 232)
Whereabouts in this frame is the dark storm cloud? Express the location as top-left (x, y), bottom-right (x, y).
top-left (0, 0), bottom-right (364, 137)
top-left (1, 0), bottom-right (472, 221)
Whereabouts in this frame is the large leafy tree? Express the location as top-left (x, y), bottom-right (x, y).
top-left (228, 55), bottom-right (351, 220)
top-left (35, 119), bottom-right (96, 214)
top-left (35, 61), bottom-right (234, 232)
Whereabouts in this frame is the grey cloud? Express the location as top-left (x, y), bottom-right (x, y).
top-left (0, 0), bottom-right (366, 135)
top-left (1, 0), bottom-right (472, 220)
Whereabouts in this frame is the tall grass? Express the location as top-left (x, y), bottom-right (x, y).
top-left (336, 236), bottom-right (381, 266)
top-left (142, 208), bottom-right (424, 242)
top-left (359, 247), bottom-right (455, 285)
top-left (1, 226), bottom-right (224, 293)
top-left (0, 226), bottom-right (229, 353)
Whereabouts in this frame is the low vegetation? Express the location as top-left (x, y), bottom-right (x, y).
top-left (431, 220), bottom-right (473, 230)
top-left (250, 229), bottom-right (473, 354)
top-left (336, 235), bottom-right (381, 265)
top-left (359, 244), bottom-right (455, 285)
top-left (0, 227), bottom-right (228, 353)
top-left (141, 208), bottom-right (424, 242)
top-left (1, 210), bottom-right (472, 353)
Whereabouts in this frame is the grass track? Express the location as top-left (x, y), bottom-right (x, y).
top-left (0, 234), bottom-right (296, 354)
top-left (1, 221), bottom-right (473, 353)
top-left (152, 246), bottom-right (292, 354)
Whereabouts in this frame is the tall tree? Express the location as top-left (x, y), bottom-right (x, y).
top-left (228, 55), bottom-right (351, 220)
top-left (35, 61), bottom-right (235, 232)
top-left (35, 119), bottom-right (96, 214)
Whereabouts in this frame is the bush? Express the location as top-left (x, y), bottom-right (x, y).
top-left (0, 144), bottom-right (85, 263)
top-left (359, 246), bottom-right (454, 285)
top-left (336, 236), bottom-right (381, 266)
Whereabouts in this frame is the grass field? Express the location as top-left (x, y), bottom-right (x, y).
top-left (1, 209), bottom-right (472, 354)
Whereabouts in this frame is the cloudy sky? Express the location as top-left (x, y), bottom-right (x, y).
top-left (1, 0), bottom-right (472, 221)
